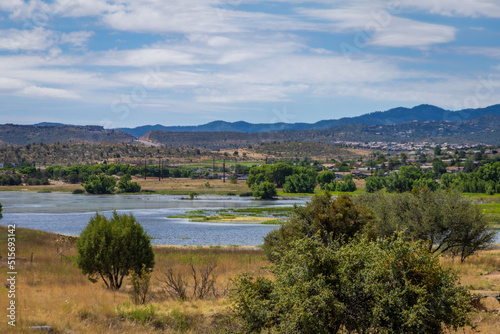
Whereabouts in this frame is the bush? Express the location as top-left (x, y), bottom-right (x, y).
top-left (251, 181), bottom-right (277, 200)
top-left (72, 189), bottom-right (85, 194)
top-left (77, 211), bottom-right (155, 290)
top-left (82, 174), bottom-right (117, 194)
top-left (263, 193), bottom-right (374, 260)
top-left (118, 174), bottom-right (141, 193)
top-left (231, 235), bottom-right (473, 334)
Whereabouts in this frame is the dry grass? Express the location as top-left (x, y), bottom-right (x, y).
top-left (0, 226), bottom-right (269, 333)
top-left (1, 226), bottom-right (499, 333)
top-left (0, 177), bottom-right (252, 195)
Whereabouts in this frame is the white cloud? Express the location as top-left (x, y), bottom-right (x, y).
top-left (451, 47), bottom-right (500, 59)
top-left (0, 28), bottom-right (56, 51)
top-left (90, 48), bottom-right (199, 67)
top-left (403, 0), bottom-right (500, 18)
top-left (60, 31), bottom-right (94, 47)
top-left (21, 86), bottom-right (80, 100)
top-left (298, 7), bottom-right (456, 48)
top-left (369, 18), bottom-right (456, 48)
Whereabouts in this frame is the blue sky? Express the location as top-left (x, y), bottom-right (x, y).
top-left (0, 0), bottom-right (499, 127)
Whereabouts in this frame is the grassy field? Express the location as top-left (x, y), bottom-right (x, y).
top-left (0, 226), bottom-right (499, 333)
top-left (0, 178), bottom-right (253, 196)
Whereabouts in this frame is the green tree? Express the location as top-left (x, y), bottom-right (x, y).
top-left (432, 159), bottom-right (447, 177)
top-left (316, 170), bottom-right (335, 189)
top-left (263, 193), bottom-right (374, 260)
top-left (357, 189), bottom-right (495, 261)
top-left (434, 145), bottom-right (442, 155)
top-left (82, 174), bottom-right (117, 194)
top-left (283, 171), bottom-right (317, 193)
top-left (251, 181), bottom-right (277, 200)
top-left (118, 174), bottom-right (141, 193)
top-left (232, 235), bottom-right (473, 334)
top-left (364, 176), bottom-right (384, 193)
top-left (76, 211), bottom-right (155, 290)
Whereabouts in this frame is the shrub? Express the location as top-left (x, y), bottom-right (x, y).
top-left (251, 181), bottom-right (277, 200)
top-left (263, 193), bottom-right (374, 260)
top-left (118, 174), bottom-right (141, 193)
top-left (76, 211), bottom-right (155, 290)
top-left (232, 235), bottom-right (473, 334)
top-left (82, 174), bottom-right (117, 194)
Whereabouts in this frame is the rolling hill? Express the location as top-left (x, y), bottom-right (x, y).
top-left (0, 124), bottom-right (133, 146)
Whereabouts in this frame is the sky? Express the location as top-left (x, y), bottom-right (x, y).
top-left (0, 0), bottom-right (499, 128)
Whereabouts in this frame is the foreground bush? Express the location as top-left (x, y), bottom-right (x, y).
top-left (263, 193), bottom-right (374, 260)
top-left (232, 235), bottom-right (473, 334)
top-left (77, 211), bottom-right (155, 290)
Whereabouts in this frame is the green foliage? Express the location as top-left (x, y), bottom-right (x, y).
top-left (385, 165), bottom-right (438, 192)
top-left (263, 193), bottom-right (374, 260)
top-left (232, 235), bottom-right (473, 334)
top-left (364, 176), bottom-right (384, 193)
top-left (432, 159), bottom-right (447, 177)
top-left (82, 174), bottom-right (117, 194)
top-left (357, 189), bottom-right (495, 261)
top-left (76, 211), bottom-right (155, 290)
top-left (229, 174), bottom-right (238, 184)
top-left (444, 162), bottom-right (500, 194)
top-left (118, 174), bottom-right (141, 193)
top-left (316, 170), bottom-right (335, 189)
top-left (282, 171), bottom-right (317, 193)
top-left (130, 264), bottom-right (152, 305)
top-left (251, 181), bottom-right (277, 200)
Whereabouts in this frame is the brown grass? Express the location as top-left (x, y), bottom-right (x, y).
top-left (0, 226), bottom-right (269, 333)
top-left (1, 226), bottom-right (499, 333)
top-left (0, 177), bottom-right (252, 195)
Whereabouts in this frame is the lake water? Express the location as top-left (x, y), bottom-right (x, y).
top-left (0, 192), bottom-right (307, 246)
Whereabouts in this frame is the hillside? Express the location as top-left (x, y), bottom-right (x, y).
top-left (119, 104), bottom-right (500, 137)
top-left (143, 115), bottom-right (500, 149)
top-left (0, 124), bottom-right (133, 146)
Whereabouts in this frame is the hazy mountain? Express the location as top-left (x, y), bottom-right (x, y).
top-left (143, 114), bottom-right (500, 149)
top-left (118, 104), bottom-right (500, 137)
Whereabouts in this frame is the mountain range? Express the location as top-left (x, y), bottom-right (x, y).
top-left (1, 104), bottom-right (499, 147)
top-left (117, 104), bottom-right (500, 137)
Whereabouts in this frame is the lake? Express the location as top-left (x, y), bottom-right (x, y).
top-left (0, 192), bottom-right (308, 246)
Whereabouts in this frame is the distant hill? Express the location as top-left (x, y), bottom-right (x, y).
top-left (142, 114), bottom-right (500, 149)
top-left (118, 104), bottom-right (500, 137)
top-left (0, 124), bottom-right (133, 146)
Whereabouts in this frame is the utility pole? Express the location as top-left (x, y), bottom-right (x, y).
top-left (158, 158), bottom-right (161, 182)
top-left (213, 155), bottom-right (215, 171)
top-left (223, 159), bottom-right (226, 183)
top-left (144, 157), bottom-right (147, 180)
